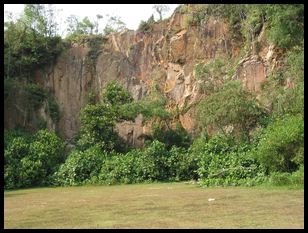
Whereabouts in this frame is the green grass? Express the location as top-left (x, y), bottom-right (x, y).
top-left (4, 182), bottom-right (304, 229)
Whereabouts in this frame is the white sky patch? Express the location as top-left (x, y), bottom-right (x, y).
top-left (4, 4), bottom-right (180, 36)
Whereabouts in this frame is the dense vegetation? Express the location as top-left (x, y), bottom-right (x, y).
top-left (4, 4), bottom-right (304, 190)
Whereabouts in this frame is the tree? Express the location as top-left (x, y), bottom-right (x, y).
top-left (153, 5), bottom-right (170, 21)
top-left (4, 129), bottom-right (64, 189)
top-left (103, 15), bottom-right (126, 35)
top-left (254, 115), bottom-right (304, 173)
top-left (4, 4), bottom-right (63, 79)
top-left (101, 81), bottom-right (133, 106)
top-left (23, 4), bottom-right (59, 37)
top-left (94, 14), bottom-right (103, 34)
top-left (265, 4), bottom-right (304, 49)
top-left (77, 81), bottom-right (133, 152)
top-left (66, 15), bottom-right (95, 37)
top-left (196, 81), bottom-right (265, 141)
top-left (138, 15), bottom-right (155, 33)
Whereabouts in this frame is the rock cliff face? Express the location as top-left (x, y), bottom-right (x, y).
top-left (33, 6), bottom-right (278, 146)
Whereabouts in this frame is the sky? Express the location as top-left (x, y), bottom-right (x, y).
top-left (4, 4), bottom-right (180, 36)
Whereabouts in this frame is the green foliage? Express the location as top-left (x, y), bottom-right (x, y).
top-left (135, 91), bottom-right (170, 122)
top-left (37, 117), bottom-right (47, 129)
top-left (53, 145), bottom-right (107, 186)
top-left (86, 35), bottom-right (103, 61)
top-left (98, 150), bottom-right (144, 185)
top-left (78, 81), bottom-right (133, 152)
top-left (29, 129), bottom-right (65, 175)
top-left (65, 15), bottom-right (95, 40)
top-left (78, 104), bottom-right (122, 151)
top-left (185, 4), bottom-right (303, 51)
top-left (196, 81), bottom-right (266, 140)
top-left (151, 123), bottom-right (192, 149)
top-left (138, 14), bottom-right (156, 33)
top-left (98, 140), bottom-right (190, 185)
top-left (198, 151), bottom-right (266, 187)
top-left (4, 128), bottom-right (33, 150)
top-left (4, 129), bottom-right (64, 189)
top-left (25, 83), bottom-right (47, 110)
top-left (47, 96), bottom-right (60, 122)
top-left (253, 115), bottom-right (304, 174)
top-left (193, 134), bottom-right (266, 187)
top-left (266, 4), bottom-right (304, 49)
top-left (260, 45), bottom-right (303, 118)
top-left (87, 90), bottom-right (98, 105)
top-left (268, 166), bottom-right (304, 187)
top-left (78, 80), bottom-right (170, 153)
top-left (195, 58), bottom-right (227, 94)
top-left (4, 8), bottom-right (64, 79)
top-left (4, 78), bottom-right (22, 100)
top-left (103, 16), bottom-right (126, 35)
top-left (101, 81), bottom-right (133, 106)
top-left (178, 5), bottom-right (189, 14)
top-left (169, 146), bottom-right (199, 181)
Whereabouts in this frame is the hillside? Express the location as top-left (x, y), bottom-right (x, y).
top-left (4, 4), bottom-right (303, 190)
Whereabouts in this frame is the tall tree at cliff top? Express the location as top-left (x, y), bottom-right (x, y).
top-left (4, 4), bottom-right (63, 80)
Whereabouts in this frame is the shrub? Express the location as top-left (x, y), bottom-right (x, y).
top-left (4, 137), bottom-right (30, 189)
top-left (4, 128), bottom-right (33, 150)
top-left (196, 81), bottom-right (266, 141)
top-left (98, 151), bottom-right (139, 185)
top-left (143, 140), bottom-right (170, 180)
top-left (269, 172), bottom-right (292, 186)
top-left (198, 150), bottom-right (266, 187)
top-left (151, 123), bottom-right (192, 149)
top-left (53, 145), bottom-right (107, 186)
top-left (4, 129), bottom-right (64, 189)
top-left (47, 96), bottom-right (60, 122)
top-left (266, 4), bottom-right (304, 49)
top-left (25, 83), bottom-right (47, 110)
top-left (191, 134), bottom-right (266, 187)
top-left (169, 146), bottom-right (199, 181)
top-left (289, 165), bottom-right (304, 187)
top-left (77, 81), bottom-right (134, 152)
top-left (254, 115), bottom-right (304, 173)
top-left (29, 129), bottom-right (65, 177)
top-left (87, 36), bottom-right (103, 61)
top-left (98, 140), bottom-right (174, 185)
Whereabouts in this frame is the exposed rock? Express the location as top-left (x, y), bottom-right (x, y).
top-left (234, 57), bottom-right (266, 92)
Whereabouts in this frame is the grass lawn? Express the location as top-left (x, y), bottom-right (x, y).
top-left (4, 182), bottom-right (304, 229)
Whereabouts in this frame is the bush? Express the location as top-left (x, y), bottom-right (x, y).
top-left (266, 4), bottom-right (304, 49)
top-left (25, 83), bottom-right (47, 110)
top-left (196, 81), bottom-right (265, 141)
top-left (169, 146), bottom-right (199, 181)
top-left (269, 172), bottom-right (292, 186)
top-left (77, 81), bottom-right (134, 152)
top-left (151, 123), bottom-right (192, 149)
top-left (289, 165), bottom-right (304, 187)
top-left (98, 151), bottom-right (139, 185)
top-left (254, 115), bottom-right (304, 173)
top-left (190, 134), bottom-right (266, 187)
top-left (98, 140), bottom-right (177, 185)
top-left (4, 128), bottom-right (33, 150)
top-left (4, 137), bottom-right (30, 189)
top-left (53, 145), bottom-right (107, 186)
top-left (47, 96), bottom-right (60, 122)
top-left (29, 130), bottom-right (65, 177)
top-left (4, 129), bottom-right (65, 189)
